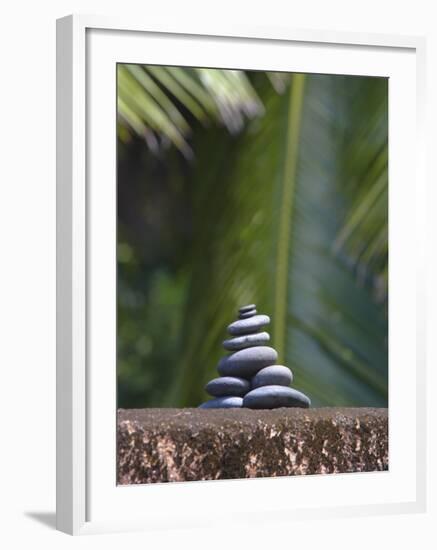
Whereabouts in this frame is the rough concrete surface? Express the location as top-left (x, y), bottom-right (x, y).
top-left (117, 407), bottom-right (388, 484)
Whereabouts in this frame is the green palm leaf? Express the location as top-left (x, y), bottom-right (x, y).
top-left (283, 75), bottom-right (387, 406)
top-left (333, 77), bottom-right (388, 298)
top-left (117, 64), bottom-right (264, 156)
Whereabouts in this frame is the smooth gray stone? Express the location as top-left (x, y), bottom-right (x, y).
top-left (217, 355), bottom-right (229, 374)
top-left (227, 314), bottom-right (270, 336)
top-left (205, 376), bottom-right (250, 397)
top-left (217, 346), bottom-right (278, 378)
top-left (243, 386), bottom-right (311, 409)
top-left (239, 304), bottom-right (256, 313)
top-left (239, 309), bottom-right (257, 319)
top-left (198, 396), bottom-right (243, 409)
top-left (251, 365), bottom-right (293, 389)
top-left (223, 331), bottom-right (270, 351)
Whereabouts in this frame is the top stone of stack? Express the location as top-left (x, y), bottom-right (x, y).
top-left (239, 304), bottom-right (256, 313)
top-left (238, 304), bottom-right (257, 319)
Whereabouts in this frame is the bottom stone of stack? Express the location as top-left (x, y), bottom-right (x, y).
top-left (198, 396), bottom-right (243, 409)
top-left (243, 385), bottom-right (311, 409)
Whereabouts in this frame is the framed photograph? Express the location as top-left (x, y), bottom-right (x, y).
top-left (56, 14), bottom-right (427, 535)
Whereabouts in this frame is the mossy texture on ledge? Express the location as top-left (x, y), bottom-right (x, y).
top-left (117, 408), bottom-right (388, 485)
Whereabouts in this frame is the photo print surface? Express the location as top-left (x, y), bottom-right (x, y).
top-left (116, 65), bottom-right (388, 484)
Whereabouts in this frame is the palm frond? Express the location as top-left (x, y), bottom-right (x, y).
top-left (117, 64), bottom-right (264, 156)
top-left (273, 74), bottom-right (306, 361)
top-left (333, 77), bottom-right (388, 297)
top-left (276, 75), bottom-right (387, 406)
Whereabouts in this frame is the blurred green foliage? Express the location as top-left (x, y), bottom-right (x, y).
top-left (117, 65), bottom-right (388, 408)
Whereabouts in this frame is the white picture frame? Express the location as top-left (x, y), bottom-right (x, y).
top-left (56, 14), bottom-right (427, 535)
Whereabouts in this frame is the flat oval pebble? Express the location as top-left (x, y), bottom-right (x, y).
top-left (205, 376), bottom-right (250, 397)
top-left (223, 331), bottom-right (270, 351)
top-left (239, 304), bottom-right (256, 313)
top-left (198, 396), bottom-right (243, 409)
top-left (217, 346), bottom-right (278, 378)
top-left (243, 385), bottom-right (311, 409)
top-left (239, 309), bottom-right (257, 319)
top-left (227, 314), bottom-right (270, 336)
top-left (251, 365), bottom-right (293, 389)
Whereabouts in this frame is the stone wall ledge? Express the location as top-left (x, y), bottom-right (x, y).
top-left (117, 407), bottom-right (388, 485)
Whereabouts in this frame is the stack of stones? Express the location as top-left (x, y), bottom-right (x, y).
top-left (199, 304), bottom-right (311, 409)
